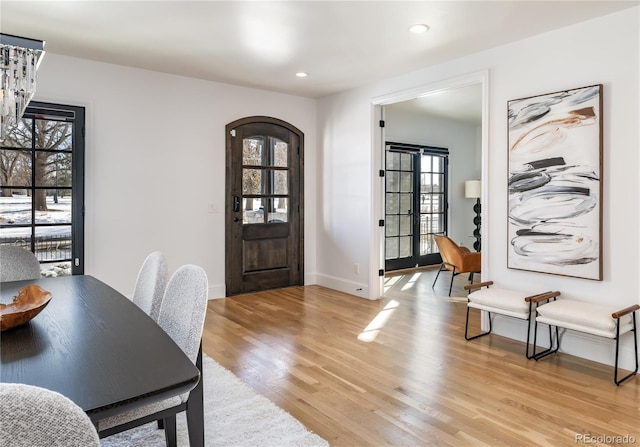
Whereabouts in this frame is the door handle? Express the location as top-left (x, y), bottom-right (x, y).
top-left (233, 195), bottom-right (240, 212)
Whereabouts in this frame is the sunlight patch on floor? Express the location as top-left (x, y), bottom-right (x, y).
top-left (400, 272), bottom-right (422, 291)
top-left (383, 275), bottom-right (401, 293)
top-left (358, 299), bottom-right (399, 342)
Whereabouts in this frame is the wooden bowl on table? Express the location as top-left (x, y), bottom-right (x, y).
top-left (0, 285), bottom-right (52, 331)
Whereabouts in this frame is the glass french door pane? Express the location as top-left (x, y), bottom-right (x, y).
top-left (431, 194), bottom-right (444, 213)
top-left (399, 236), bottom-right (412, 257)
top-left (35, 225), bottom-right (71, 262)
top-left (34, 190), bottom-right (72, 224)
top-left (242, 168), bottom-right (263, 194)
top-left (399, 215), bottom-right (412, 236)
top-left (0, 194), bottom-right (32, 224)
top-left (243, 197), bottom-right (265, 224)
top-left (386, 237), bottom-right (399, 259)
top-left (268, 198), bottom-right (288, 223)
top-left (421, 155), bottom-right (433, 172)
top-left (432, 173), bottom-right (444, 192)
top-left (400, 172), bottom-right (413, 192)
top-left (2, 118), bottom-right (33, 148)
top-left (270, 170), bottom-right (288, 194)
top-left (399, 193), bottom-right (412, 215)
top-left (386, 215), bottom-right (399, 237)
top-left (0, 149), bottom-right (32, 186)
top-left (386, 151), bottom-right (399, 169)
top-left (386, 171), bottom-right (399, 193)
top-left (386, 193), bottom-right (399, 214)
top-left (34, 120), bottom-right (72, 150)
top-left (0, 226), bottom-right (31, 247)
top-left (400, 153), bottom-right (413, 170)
top-left (34, 152), bottom-right (72, 187)
top-left (271, 140), bottom-right (288, 167)
top-left (243, 137), bottom-right (264, 165)
top-left (420, 233), bottom-right (437, 256)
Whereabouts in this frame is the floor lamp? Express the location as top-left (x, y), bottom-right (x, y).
top-left (465, 180), bottom-right (481, 252)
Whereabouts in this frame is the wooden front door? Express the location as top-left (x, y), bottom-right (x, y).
top-left (225, 117), bottom-right (304, 296)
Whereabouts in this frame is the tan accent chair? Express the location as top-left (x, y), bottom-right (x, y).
top-left (431, 235), bottom-right (481, 295)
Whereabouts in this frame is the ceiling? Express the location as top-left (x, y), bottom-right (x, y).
top-left (1, 1), bottom-right (637, 123)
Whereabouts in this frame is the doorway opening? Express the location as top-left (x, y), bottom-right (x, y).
top-left (371, 71), bottom-right (488, 299)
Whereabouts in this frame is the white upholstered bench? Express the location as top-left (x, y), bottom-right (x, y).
top-left (534, 299), bottom-right (640, 385)
top-left (464, 281), bottom-right (560, 358)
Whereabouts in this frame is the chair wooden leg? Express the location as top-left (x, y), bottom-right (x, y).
top-left (186, 343), bottom-right (205, 447)
top-left (163, 415), bottom-right (177, 447)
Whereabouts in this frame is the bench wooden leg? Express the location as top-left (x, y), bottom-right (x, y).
top-left (614, 311), bottom-right (638, 386)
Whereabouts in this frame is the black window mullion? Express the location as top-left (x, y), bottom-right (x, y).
top-left (30, 117), bottom-right (36, 254)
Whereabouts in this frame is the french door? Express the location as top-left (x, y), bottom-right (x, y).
top-left (384, 142), bottom-right (448, 271)
top-left (0, 101), bottom-right (85, 275)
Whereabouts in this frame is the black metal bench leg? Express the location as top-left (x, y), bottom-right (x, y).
top-left (531, 315), bottom-right (559, 361)
top-left (465, 306), bottom-right (492, 341)
top-left (614, 312), bottom-right (638, 386)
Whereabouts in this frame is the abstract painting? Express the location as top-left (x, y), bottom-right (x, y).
top-left (507, 84), bottom-right (602, 280)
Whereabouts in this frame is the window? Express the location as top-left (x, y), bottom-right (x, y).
top-left (0, 101), bottom-right (85, 276)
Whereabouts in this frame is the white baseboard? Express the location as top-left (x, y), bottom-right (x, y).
top-left (312, 273), bottom-right (373, 300)
top-left (207, 283), bottom-right (226, 300)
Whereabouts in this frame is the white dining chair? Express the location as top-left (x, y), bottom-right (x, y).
top-left (97, 264), bottom-right (209, 447)
top-left (132, 251), bottom-right (169, 321)
top-left (0, 383), bottom-right (100, 447)
top-left (0, 245), bottom-right (41, 282)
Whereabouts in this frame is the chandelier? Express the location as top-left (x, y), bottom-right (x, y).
top-left (0, 33), bottom-right (45, 141)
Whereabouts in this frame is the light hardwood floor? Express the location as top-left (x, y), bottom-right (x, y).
top-left (202, 269), bottom-right (640, 446)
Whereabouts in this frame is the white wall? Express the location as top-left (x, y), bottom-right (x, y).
top-left (384, 109), bottom-right (481, 247)
top-left (316, 8), bottom-right (639, 369)
top-left (35, 54), bottom-right (317, 298)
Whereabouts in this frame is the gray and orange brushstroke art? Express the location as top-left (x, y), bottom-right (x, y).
top-left (508, 84), bottom-right (602, 280)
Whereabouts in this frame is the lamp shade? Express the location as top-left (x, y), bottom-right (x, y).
top-left (465, 180), bottom-right (481, 199)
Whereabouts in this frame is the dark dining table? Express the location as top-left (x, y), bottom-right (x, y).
top-left (0, 274), bottom-right (202, 442)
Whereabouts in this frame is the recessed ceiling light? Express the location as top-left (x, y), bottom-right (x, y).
top-left (409, 24), bottom-right (429, 34)
top-left (295, 72), bottom-right (308, 78)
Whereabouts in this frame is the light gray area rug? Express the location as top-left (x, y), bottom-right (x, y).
top-left (100, 355), bottom-right (329, 447)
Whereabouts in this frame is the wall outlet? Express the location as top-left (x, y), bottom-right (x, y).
top-left (354, 263), bottom-right (360, 274)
